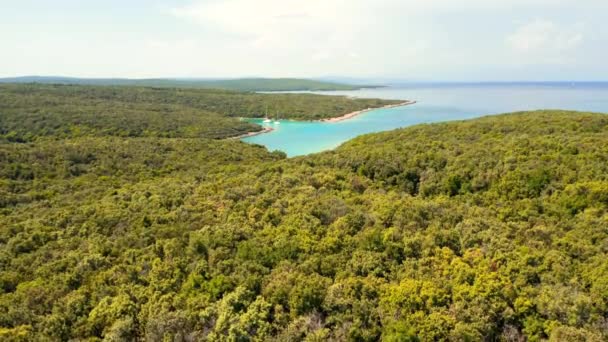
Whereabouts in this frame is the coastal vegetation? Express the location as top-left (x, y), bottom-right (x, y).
top-left (0, 83), bottom-right (607, 341)
top-left (0, 77), bottom-right (379, 92)
top-left (0, 84), bottom-right (399, 143)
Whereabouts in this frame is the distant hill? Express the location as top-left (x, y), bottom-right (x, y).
top-left (0, 76), bottom-right (382, 92)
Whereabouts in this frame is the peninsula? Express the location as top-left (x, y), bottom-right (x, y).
top-left (320, 100), bottom-right (417, 123)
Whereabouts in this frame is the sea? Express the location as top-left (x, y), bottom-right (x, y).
top-left (242, 82), bottom-right (608, 157)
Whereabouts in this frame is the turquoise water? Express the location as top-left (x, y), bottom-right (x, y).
top-left (243, 83), bottom-right (608, 157)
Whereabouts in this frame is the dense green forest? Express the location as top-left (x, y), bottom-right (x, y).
top-left (1, 84), bottom-right (607, 341)
top-left (0, 84), bottom-right (398, 142)
top-left (0, 77), bottom-right (379, 92)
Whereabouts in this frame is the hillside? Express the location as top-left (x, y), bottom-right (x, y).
top-left (0, 84), bottom-right (400, 143)
top-left (1, 108), bottom-right (607, 341)
top-left (0, 77), bottom-right (379, 92)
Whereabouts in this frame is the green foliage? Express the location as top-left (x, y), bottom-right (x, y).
top-left (0, 84), bottom-right (261, 141)
top-left (1, 105), bottom-right (607, 340)
top-left (0, 83), bottom-right (399, 142)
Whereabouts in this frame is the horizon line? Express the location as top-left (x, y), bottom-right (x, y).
top-left (1, 75), bottom-right (608, 84)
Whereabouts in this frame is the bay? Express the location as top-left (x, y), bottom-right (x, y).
top-left (243, 82), bottom-right (608, 157)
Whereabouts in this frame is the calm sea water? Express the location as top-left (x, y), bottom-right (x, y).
top-left (243, 83), bottom-right (608, 157)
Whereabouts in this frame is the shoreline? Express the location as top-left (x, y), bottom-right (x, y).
top-left (228, 126), bottom-right (275, 140)
top-left (231, 100), bottom-right (416, 139)
top-left (319, 100), bottom-right (417, 123)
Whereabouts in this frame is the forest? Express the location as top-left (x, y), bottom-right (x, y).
top-left (0, 84), bottom-right (398, 143)
top-left (0, 83), bottom-right (607, 341)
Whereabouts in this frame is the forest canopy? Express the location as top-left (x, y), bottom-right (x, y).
top-left (0, 84), bottom-right (399, 142)
top-left (0, 83), bottom-right (607, 341)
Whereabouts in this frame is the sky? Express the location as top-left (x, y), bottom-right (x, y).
top-left (1, 0), bottom-right (607, 81)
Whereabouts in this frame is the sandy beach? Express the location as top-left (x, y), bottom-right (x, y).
top-left (229, 126), bottom-right (275, 140)
top-left (319, 100), bottom-right (417, 123)
top-left (231, 100), bottom-right (416, 139)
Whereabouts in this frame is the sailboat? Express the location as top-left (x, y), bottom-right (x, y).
top-left (263, 105), bottom-right (272, 123)
top-left (274, 111), bottom-right (281, 124)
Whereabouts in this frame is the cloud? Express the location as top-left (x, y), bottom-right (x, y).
top-left (168, 0), bottom-right (373, 73)
top-left (169, 0), bottom-right (608, 24)
top-left (169, 0), bottom-right (343, 34)
top-left (506, 19), bottom-right (584, 64)
top-left (168, 0), bottom-right (597, 53)
top-left (161, 1), bottom-right (606, 78)
top-left (1, 0), bottom-right (605, 79)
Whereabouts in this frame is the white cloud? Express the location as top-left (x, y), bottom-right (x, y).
top-left (168, 0), bottom-right (379, 75)
top-left (2, 0), bottom-right (606, 79)
top-left (160, 0), bottom-right (607, 78)
top-left (170, 0), bottom-right (607, 24)
top-left (506, 19), bottom-right (584, 64)
top-left (170, 0), bottom-right (345, 36)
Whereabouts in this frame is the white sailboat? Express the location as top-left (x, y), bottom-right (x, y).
top-left (263, 106), bottom-right (272, 123)
top-left (274, 111), bottom-right (281, 124)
